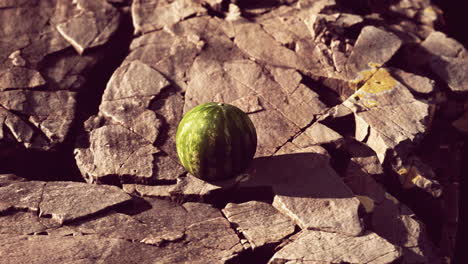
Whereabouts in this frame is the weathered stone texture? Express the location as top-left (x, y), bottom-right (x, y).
top-left (222, 201), bottom-right (296, 249)
top-left (268, 230), bottom-right (401, 264)
top-left (0, 0), bottom-right (120, 153)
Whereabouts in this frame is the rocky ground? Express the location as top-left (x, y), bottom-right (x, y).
top-left (0, 0), bottom-right (466, 263)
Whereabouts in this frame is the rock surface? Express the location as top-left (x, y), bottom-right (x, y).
top-left (0, 0), bottom-right (120, 155)
top-left (269, 230), bottom-right (401, 264)
top-left (0, 0), bottom-right (464, 263)
top-left (222, 201), bottom-right (296, 249)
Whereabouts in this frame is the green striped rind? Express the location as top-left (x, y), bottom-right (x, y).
top-left (176, 102), bottom-right (257, 181)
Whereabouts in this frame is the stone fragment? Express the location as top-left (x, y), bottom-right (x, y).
top-left (57, 0), bottom-right (121, 54)
top-left (0, 181), bottom-right (46, 212)
top-left (0, 68), bottom-right (46, 91)
top-left (0, 211), bottom-right (47, 235)
top-left (421, 31), bottom-right (467, 58)
top-left (390, 68), bottom-right (435, 94)
top-left (430, 56), bottom-right (468, 93)
top-left (124, 174), bottom-right (238, 199)
top-left (74, 60), bottom-right (186, 184)
top-left (0, 180), bottom-right (132, 225)
top-left (131, 0), bottom-right (206, 34)
top-left (0, 0), bottom-right (118, 153)
top-left (241, 147), bottom-right (363, 236)
top-left (396, 156), bottom-right (442, 197)
top-left (222, 201), bottom-right (296, 249)
top-left (345, 26), bottom-right (402, 80)
top-left (39, 181), bottom-right (132, 224)
top-left (0, 234), bottom-right (165, 264)
top-left (343, 68), bottom-right (433, 163)
top-left (292, 122), bottom-right (343, 147)
top-left (268, 230), bottom-right (401, 264)
top-left (344, 157), bottom-right (441, 263)
top-left (420, 31), bottom-right (468, 92)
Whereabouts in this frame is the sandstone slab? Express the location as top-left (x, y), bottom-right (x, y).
top-left (0, 0), bottom-right (120, 154)
top-left (241, 147), bottom-right (363, 236)
top-left (0, 180), bottom-right (132, 225)
top-left (268, 230), bottom-right (401, 264)
top-left (343, 68), bottom-right (433, 164)
top-left (222, 201), bottom-right (296, 249)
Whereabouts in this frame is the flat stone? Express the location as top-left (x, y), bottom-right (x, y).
top-left (131, 0), bottom-right (206, 35)
top-left (124, 174), bottom-right (238, 199)
top-left (222, 201), bottom-right (296, 249)
top-left (430, 56), bottom-right (468, 93)
top-left (343, 68), bottom-right (433, 163)
top-left (0, 181), bottom-right (46, 212)
top-left (74, 60), bottom-right (186, 184)
top-left (292, 122), bottom-right (343, 147)
top-left (268, 230), bottom-right (401, 264)
top-left (421, 31), bottom-right (467, 58)
top-left (344, 157), bottom-right (441, 263)
top-left (0, 234), bottom-right (165, 264)
top-left (390, 68), bottom-right (435, 94)
top-left (420, 31), bottom-right (468, 92)
top-left (57, 0), bottom-right (120, 54)
top-left (0, 0), bottom-right (119, 153)
top-left (0, 68), bottom-right (46, 91)
top-left (241, 147), bottom-right (363, 236)
top-left (345, 26), bottom-right (402, 80)
top-left (39, 181), bottom-right (133, 224)
top-left (0, 211), bottom-right (47, 235)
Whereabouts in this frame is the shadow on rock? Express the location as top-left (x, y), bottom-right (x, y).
top-left (243, 152), bottom-right (355, 199)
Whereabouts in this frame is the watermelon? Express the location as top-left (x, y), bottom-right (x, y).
top-left (175, 102), bottom-right (257, 181)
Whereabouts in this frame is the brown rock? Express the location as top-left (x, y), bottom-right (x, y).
top-left (0, 0), bottom-right (119, 153)
top-left (390, 68), bottom-right (435, 94)
top-left (345, 26), bottom-right (402, 80)
top-left (241, 147), bottom-right (363, 236)
top-left (343, 68), bottom-right (433, 164)
top-left (222, 201), bottom-right (296, 249)
top-left (292, 122), bottom-right (343, 147)
top-left (344, 157), bottom-right (442, 263)
top-left (124, 173), bottom-right (238, 199)
top-left (74, 60), bottom-right (187, 183)
top-left (132, 0), bottom-right (206, 35)
top-left (56, 0), bottom-right (121, 54)
top-left (268, 230), bottom-right (401, 264)
top-left (0, 180), bottom-right (132, 225)
top-left (0, 211), bottom-right (47, 235)
top-left (421, 31), bottom-right (468, 93)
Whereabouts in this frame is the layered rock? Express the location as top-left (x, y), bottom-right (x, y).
top-left (0, 0), bottom-right (120, 156)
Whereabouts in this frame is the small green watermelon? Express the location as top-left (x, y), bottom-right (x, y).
top-left (176, 102), bottom-right (257, 181)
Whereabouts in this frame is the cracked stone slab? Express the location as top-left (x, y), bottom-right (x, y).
top-left (123, 173), bottom-right (238, 199)
top-left (0, 0), bottom-right (120, 153)
top-left (292, 122), bottom-right (343, 148)
top-left (0, 180), bottom-right (132, 225)
top-left (74, 60), bottom-right (187, 184)
top-left (344, 154), bottom-right (442, 263)
top-left (131, 0), bottom-right (207, 35)
top-left (39, 181), bottom-right (133, 224)
top-left (45, 198), bottom-right (243, 263)
top-left (0, 211), bottom-right (48, 235)
top-left (0, 234), bottom-right (167, 264)
top-left (56, 0), bottom-right (121, 54)
top-left (0, 181), bottom-right (46, 212)
top-left (240, 148), bottom-right (363, 236)
top-left (343, 67), bottom-right (433, 164)
top-left (268, 230), bottom-right (401, 264)
top-left (421, 31), bottom-right (468, 93)
top-left (345, 26), bottom-right (402, 80)
top-left (390, 68), bottom-right (435, 94)
top-left (222, 201), bottom-right (296, 249)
